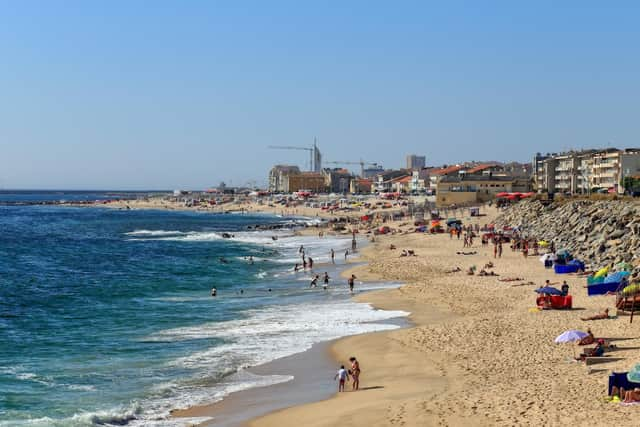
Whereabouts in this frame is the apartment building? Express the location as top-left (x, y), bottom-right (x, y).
top-left (533, 149), bottom-right (640, 194)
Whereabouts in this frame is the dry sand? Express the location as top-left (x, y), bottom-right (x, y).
top-left (248, 207), bottom-right (640, 427)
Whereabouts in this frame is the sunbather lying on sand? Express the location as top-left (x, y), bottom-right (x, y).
top-left (498, 277), bottom-right (524, 282)
top-left (611, 386), bottom-right (640, 403)
top-left (478, 269), bottom-right (499, 276)
top-left (445, 267), bottom-right (462, 273)
top-left (581, 308), bottom-right (609, 321)
top-left (510, 281), bottom-right (536, 287)
top-left (456, 251), bottom-right (477, 255)
top-left (484, 262), bottom-right (494, 269)
top-left (389, 244), bottom-right (396, 250)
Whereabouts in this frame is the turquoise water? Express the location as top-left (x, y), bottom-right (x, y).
top-left (0, 199), bottom-right (406, 426)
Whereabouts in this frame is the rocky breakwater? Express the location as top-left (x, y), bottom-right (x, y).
top-left (494, 199), bottom-right (640, 268)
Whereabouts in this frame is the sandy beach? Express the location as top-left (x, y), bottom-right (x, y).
top-left (96, 197), bottom-right (640, 426)
top-left (242, 205), bottom-right (640, 427)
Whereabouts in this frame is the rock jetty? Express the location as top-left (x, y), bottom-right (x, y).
top-left (494, 199), bottom-right (640, 268)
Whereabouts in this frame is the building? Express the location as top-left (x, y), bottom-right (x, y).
top-left (350, 178), bottom-right (372, 194)
top-left (435, 175), bottom-right (531, 207)
top-left (463, 163), bottom-right (504, 176)
top-left (409, 170), bottom-right (427, 193)
top-left (428, 165), bottom-right (464, 192)
top-left (362, 164), bottom-right (385, 179)
top-left (374, 170), bottom-right (410, 192)
top-left (269, 165), bottom-right (301, 192)
top-left (322, 168), bottom-right (352, 193)
top-left (285, 172), bottom-right (326, 193)
top-left (391, 175), bottom-right (413, 193)
top-left (591, 149), bottom-right (640, 193)
top-left (406, 154), bottom-right (426, 170)
top-left (533, 148), bottom-right (640, 194)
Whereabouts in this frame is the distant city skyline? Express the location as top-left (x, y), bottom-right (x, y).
top-left (2, 1), bottom-right (640, 190)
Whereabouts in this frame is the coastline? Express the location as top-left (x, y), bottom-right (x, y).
top-left (247, 207), bottom-right (640, 427)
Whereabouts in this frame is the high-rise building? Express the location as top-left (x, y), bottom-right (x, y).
top-left (406, 154), bottom-right (426, 170)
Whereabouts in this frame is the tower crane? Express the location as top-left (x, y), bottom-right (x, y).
top-left (267, 138), bottom-right (321, 172)
top-left (324, 160), bottom-right (382, 177)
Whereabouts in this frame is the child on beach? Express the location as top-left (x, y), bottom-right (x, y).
top-left (334, 365), bottom-right (349, 392)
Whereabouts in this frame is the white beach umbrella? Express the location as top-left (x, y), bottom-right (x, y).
top-left (555, 330), bottom-right (589, 358)
top-left (555, 330), bottom-right (589, 343)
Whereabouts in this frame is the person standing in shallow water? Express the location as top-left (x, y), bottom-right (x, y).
top-left (348, 274), bottom-right (356, 293)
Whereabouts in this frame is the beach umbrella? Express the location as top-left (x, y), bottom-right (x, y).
top-left (554, 330), bottom-right (589, 344)
top-left (617, 262), bottom-right (633, 272)
top-left (622, 284), bottom-right (640, 296)
top-left (627, 364), bottom-right (640, 383)
top-left (594, 266), bottom-right (609, 278)
top-left (534, 286), bottom-right (563, 296)
top-left (496, 192), bottom-right (509, 198)
top-left (555, 330), bottom-right (589, 358)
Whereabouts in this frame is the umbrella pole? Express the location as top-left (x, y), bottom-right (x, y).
top-left (631, 296), bottom-right (636, 324)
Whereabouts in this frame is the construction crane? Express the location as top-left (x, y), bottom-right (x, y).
top-left (324, 160), bottom-right (382, 177)
top-left (268, 139), bottom-right (322, 172)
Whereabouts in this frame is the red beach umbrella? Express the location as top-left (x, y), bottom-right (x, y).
top-left (496, 192), bottom-right (509, 198)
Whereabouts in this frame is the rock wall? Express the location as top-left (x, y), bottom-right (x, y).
top-left (494, 199), bottom-right (640, 268)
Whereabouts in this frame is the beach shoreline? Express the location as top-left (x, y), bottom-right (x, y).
top-left (245, 206), bottom-right (640, 427)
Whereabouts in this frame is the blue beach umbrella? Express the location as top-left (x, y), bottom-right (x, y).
top-left (534, 286), bottom-right (563, 296)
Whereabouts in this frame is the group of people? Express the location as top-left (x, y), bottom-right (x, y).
top-left (334, 356), bottom-right (361, 392)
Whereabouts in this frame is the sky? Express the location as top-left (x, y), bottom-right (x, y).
top-left (1, 1), bottom-right (640, 190)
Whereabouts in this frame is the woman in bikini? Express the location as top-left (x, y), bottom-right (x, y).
top-left (349, 357), bottom-right (361, 391)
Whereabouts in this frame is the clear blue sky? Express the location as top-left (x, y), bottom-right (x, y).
top-left (2, 1), bottom-right (640, 190)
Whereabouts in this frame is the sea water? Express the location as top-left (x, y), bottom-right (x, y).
top-left (0, 193), bottom-right (407, 426)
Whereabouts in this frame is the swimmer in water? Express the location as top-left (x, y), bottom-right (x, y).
top-left (211, 287), bottom-right (217, 297)
top-left (310, 275), bottom-right (319, 288)
top-left (323, 272), bottom-right (330, 290)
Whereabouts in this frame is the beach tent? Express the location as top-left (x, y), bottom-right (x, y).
top-left (604, 271), bottom-right (631, 284)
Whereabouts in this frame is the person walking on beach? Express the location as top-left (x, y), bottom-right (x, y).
top-left (345, 250), bottom-right (349, 261)
top-left (323, 272), bottom-right (330, 290)
top-left (498, 241), bottom-right (503, 258)
top-left (348, 274), bottom-right (356, 293)
top-left (330, 249), bottom-right (335, 264)
top-left (334, 365), bottom-right (350, 392)
top-left (349, 357), bottom-right (360, 391)
top-left (493, 240), bottom-right (498, 258)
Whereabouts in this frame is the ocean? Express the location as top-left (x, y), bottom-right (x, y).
top-left (0, 192), bottom-right (407, 426)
